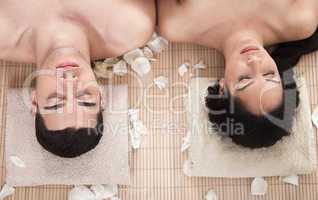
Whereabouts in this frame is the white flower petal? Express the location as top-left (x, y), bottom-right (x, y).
top-left (143, 47), bottom-right (154, 59)
top-left (103, 184), bottom-right (118, 197)
top-left (282, 175), bottom-right (299, 186)
top-left (128, 109), bottom-right (140, 123)
top-left (154, 76), bottom-right (169, 90)
top-left (178, 63), bottom-right (189, 77)
top-left (251, 177), bottom-right (268, 196)
top-left (130, 127), bottom-right (141, 149)
top-left (111, 197), bottom-right (120, 200)
top-left (183, 160), bottom-right (193, 176)
top-left (123, 49), bottom-right (144, 65)
top-left (90, 184), bottom-right (117, 199)
top-left (10, 156), bottom-right (26, 168)
top-left (104, 57), bottom-right (120, 66)
top-left (90, 185), bottom-right (105, 200)
top-left (193, 60), bottom-right (206, 69)
top-left (129, 120), bottom-right (146, 149)
top-left (181, 132), bottom-right (191, 152)
top-left (147, 36), bottom-right (169, 53)
top-left (113, 60), bottom-right (128, 76)
top-left (131, 57), bottom-right (151, 77)
top-left (94, 61), bottom-right (113, 79)
top-left (312, 107), bottom-right (318, 128)
top-left (150, 32), bottom-right (159, 41)
top-left (68, 185), bottom-right (96, 200)
top-left (0, 184), bottom-right (15, 200)
top-left (205, 189), bottom-right (218, 200)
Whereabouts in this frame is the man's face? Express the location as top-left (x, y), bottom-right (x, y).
top-left (33, 47), bottom-right (101, 130)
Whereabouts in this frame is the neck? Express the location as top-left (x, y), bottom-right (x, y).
top-left (34, 22), bottom-right (90, 69)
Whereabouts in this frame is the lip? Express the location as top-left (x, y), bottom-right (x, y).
top-left (240, 46), bottom-right (260, 54)
top-left (56, 61), bottom-right (79, 69)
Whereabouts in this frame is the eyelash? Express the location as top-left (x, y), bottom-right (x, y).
top-left (263, 71), bottom-right (275, 76)
top-left (78, 102), bottom-right (97, 107)
top-left (44, 104), bottom-right (63, 110)
top-left (238, 75), bottom-right (251, 81)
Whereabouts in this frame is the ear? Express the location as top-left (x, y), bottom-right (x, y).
top-left (31, 90), bottom-right (37, 115)
top-left (219, 78), bottom-right (225, 95)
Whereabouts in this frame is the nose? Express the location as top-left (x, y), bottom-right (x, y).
top-left (56, 70), bottom-right (79, 113)
top-left (246, 54), bottom-right (262, 66)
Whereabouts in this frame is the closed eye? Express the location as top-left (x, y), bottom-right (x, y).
top-left (238, 75), bottom-right (251, 82)
top-left (43, 104), bottom-right (64, 110)
top-left (78, 102), bottom-right (97, 107)
top-left (263, 71), bottom-right (275, 76)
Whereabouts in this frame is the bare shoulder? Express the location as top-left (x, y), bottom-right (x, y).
top-left (157, 0), bottom-right (204, 42)
top-left (97, 0), bottom-right (156, 56)
top-left (285, 0), bottom-right (317, 40)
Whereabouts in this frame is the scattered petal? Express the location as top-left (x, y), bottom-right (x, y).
top-left (193, 60), bottom-right (206, 69)
top-left (68, 185), bottom-right (95, 200)
top-left (10, 156), bottom-right (26, 168)
top-left (150, 32), bottom-right (159, 41)
top-left (130, 126), bottom-right (141, 149)
top-left (0, 184), bottom-right (15, 200)
top-left (312, 107), bottom-right (318, 128)
top-left (111, 197), bottom-right (120, 200)
top-left (123, 49), bottom-right (144, 65)
top-left (147, 36), bottom-right (169, 53)
top-left (128, 109), bottom-right (140, 123)
top-left (103, 184), bottom-right (118, 196)
top-left (251, 177), bottom-right (268, 196)
top-left (104, 57), bottom-right (120, 66)
top-left (178, 62), bottom-right (190, 77)
top-left (113, 60), bottom-right (128, 76)
top-left (183, 160), bottom-right (193, 176)
top-left (90, 184), bottom-right (117, 199)
top-left (181, 132), bottom-right (191, 152)
top-left (282, 175), bottom-right (299, 186)
top-left (154, 76), bottom-right (169, 90)
top-left (142, 47), bottom-right (154, 59)
top-left (131, 57), bottom-right (151, 77)
top-left (205, 189), bottom-right (218, 200)
top-left (94, 61), bottom-right (113, 79)
top-left (130, 120), bottom-right (147, 149)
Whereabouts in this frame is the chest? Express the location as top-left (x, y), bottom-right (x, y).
top-left (0, 0), bottom-right (155, 60)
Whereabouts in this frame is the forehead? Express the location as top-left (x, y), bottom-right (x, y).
top-left (233, 80), bottom-right (283, 116)
top-left (41, 110), bottom-right (99, 130)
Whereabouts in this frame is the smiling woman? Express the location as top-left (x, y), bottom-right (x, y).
top-left (157, 0), bottom-right (318, 148)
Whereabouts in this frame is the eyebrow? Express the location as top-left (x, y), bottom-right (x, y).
top-left (46, 88), bottom-right (94, 101)
top-left (46, 92), bottom-right (65, 102)
top-left (236, 78), bottom-right (281, 92)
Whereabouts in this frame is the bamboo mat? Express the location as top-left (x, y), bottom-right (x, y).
top-left (0, 43), bottom-right (318, 200)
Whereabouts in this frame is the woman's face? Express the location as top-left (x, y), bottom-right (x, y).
top-left (32, 47), bottom-right (101, 130)
top-left (223, 45), bottom-right (283, 116)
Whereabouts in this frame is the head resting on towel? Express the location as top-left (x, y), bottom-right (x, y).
top-left (205, 28), bottom-right (318, 148)
top-left (30, 48), bottom-right (104, 158)
top-left (205, 67), bottom-right (300, 149)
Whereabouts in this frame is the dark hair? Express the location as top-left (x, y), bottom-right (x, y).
top-left (35, 111), bottom-right (104, 158)
top-left (205, 28), bottom-right (318, 148)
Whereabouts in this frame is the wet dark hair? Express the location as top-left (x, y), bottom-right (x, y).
top-left (35, 111), bottom-right (104, 158)
top-left (206, 28), bottom-right (318, 149)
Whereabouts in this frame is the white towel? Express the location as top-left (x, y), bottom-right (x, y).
top-left (5, 85), bottom-right (130, 186)
top-left (186, 77), bottom-right (317, 178)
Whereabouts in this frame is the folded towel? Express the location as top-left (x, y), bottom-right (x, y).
top-left (5, 85), bottom-right (130, 186)
top-left (186, 77), bottom-right (317, 178)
